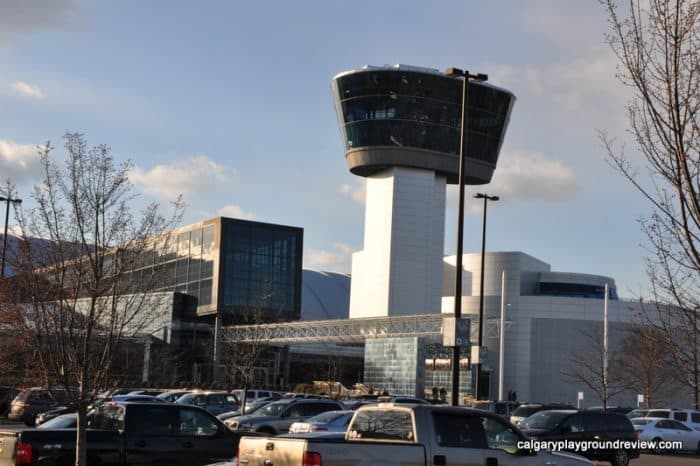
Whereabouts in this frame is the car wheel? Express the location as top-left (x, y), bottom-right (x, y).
top-left (652, 437), bottom-right (664, 455)
top-left (611, 449), bottom-right (629, 466)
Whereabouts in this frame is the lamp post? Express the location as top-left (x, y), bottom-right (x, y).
top-left (0, 195), bottom-right (22, 279)
top-left (473, 192), bottom-right (499, 400)
top-left (445, 67), bottom-right (488, 406)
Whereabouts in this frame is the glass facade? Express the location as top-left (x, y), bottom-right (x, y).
top-left (537, 282), bottom-right (619, 300)
top-left (364, 337), bottom-right (426, 397)
top-left (92, 217), bottom-right (302, 321)
top-left (364, 338), bottom-right (473, 400)
top-left (423, 344), bottom-right (472, 401)
top-left (219, 219), bottom-right (302, 322)
top-left (92, 223), bottom-right (217, 312)
top-left (333, 69), bottom-right (514, 166)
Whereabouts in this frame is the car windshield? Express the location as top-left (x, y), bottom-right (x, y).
top-left (631, 419), bottom-right (650, 426)
top-left (39, 414), bottom-right (77, 429)
top-left (521, 411), bottom-right (571, 430)
top-left (258, 402), bottom-right (289, 416)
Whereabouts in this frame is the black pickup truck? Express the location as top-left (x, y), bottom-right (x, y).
top-left (0, 402), bottom-right (253, 466)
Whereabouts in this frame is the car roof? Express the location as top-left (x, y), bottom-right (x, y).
top-left (534, 409), bottom-right (578, 414)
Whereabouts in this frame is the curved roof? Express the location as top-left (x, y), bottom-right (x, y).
top-left (301, 270), bottom-right (350, 320)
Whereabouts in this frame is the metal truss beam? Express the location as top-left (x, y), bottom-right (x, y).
top-left (221, 314), bottom-right (452, 344)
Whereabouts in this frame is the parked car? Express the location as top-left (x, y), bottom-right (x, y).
top-left (111, 394), bottom-right (165, 403)
top-left (231, 389), bottom-right (282, 404)
top-left (282, 392), bottom-right (323, 399)
top-left (632, 417), bottom-right (700, 453)
top-left (644, 408), bottom-right (700, 430)
top-left (156, 390), bottom-right (192, 402)
top-left (177, 391), bottom-right (240, 416)
top-left (626, 408), bottom-right (649, 419)
top-left (586, 407), bottom-right (633, 415)
top-left (378, 396), bottom-right (431, 405)
top-left (288, 410), bottom-right (354, 433)
top-left (35, 406), bottom-right (74, 426)
top-left (36, 413), bottom-right (79, 429)
top-left (521, 409), bottom-right (639, 466)
top-left (467, 400), bottom-right (521, 418)
top-left (238, 404), bottom-right (595, 466)
top-left (0, 387), bottom-right (19, 417)
top-left (342, 400), bottom-right (375, 410)
top-left (126, 389), bottom-right (165, 396)
top-left (0, 402), bottom-right (251, 466)
top-left (226, 398), bottom-right (345, 434)
top-left (8, 388), bottom-right (68, 426)
top-left (510, 403), bottom-right (574, 427)
top-left (217, 397), bottom-right (272, 422)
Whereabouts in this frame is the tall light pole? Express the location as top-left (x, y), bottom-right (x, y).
top-left (473, 192), bottom-right (499, 400)
top-left (0, 195), bottom-right (22, 279)
top-left (445, 67), bottom-right (488, 406)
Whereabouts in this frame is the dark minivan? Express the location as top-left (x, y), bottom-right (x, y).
top-left (521, 410), bottom-right (639, 466)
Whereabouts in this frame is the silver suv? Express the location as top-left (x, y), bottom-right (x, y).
top-left (227, 398), bottom-right (344, 434)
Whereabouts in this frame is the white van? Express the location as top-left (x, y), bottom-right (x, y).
top-left (231, 389), bottom-right (282, 403)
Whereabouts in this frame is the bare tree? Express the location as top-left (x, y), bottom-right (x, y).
top-left (601, 0), bottom-right (700, 405)
top-left (220, 304), bottom-right (272, 411)
top-left (615, 321), bottom-right (680, 406)
top-left (563, 327), bottom-right (626, 408)
top-left (5, 133), bottom-right (182, 466)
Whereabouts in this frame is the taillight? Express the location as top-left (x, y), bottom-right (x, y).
top-left (302, 451), bottom-right (322, 466)
top-left (16, 441), bottom-right (32, 465)
top-left (635, 429), bottom-right (642, 440)
top-left (16, 402), bottom-right (29, 409)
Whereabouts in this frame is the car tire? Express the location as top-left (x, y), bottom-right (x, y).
top-left (611, 449), bottom-right (629, 466)
top-left (652, 437), bottom-right (664, 455)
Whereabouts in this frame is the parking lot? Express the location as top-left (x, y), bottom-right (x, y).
top-left (3, 416), bottom-right (699, 466)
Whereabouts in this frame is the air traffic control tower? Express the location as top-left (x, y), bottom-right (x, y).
top-left (332, 65), bottom-right (515, 319)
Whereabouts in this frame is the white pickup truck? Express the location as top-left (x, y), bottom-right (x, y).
top-left (238, 404), bottom-right (594, 466)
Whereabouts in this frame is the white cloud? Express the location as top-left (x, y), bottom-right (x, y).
top-left (340, 181), bottom-right (365, 204)
top-left (488, 151), bottom-right (580, 201)
top-left (0, 139), bottom-right (42, 184)
top-left (218, 204), bottom-right (256, 220)
top-left (491, 53), bottom-right (625, 113)
top-left (304, 243), bottom-right (354, 272)
top-left (446, 151), bottom-right (579, 211)
top-left (10, 81), bottom-right (43, 99)
top-left (131, 155), bottom-right (232, 199)
top-left (514, 1), bottom-right (608, 54)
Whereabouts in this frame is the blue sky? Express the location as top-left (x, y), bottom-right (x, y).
top-left (0, 0), bottom-right (652, 298)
